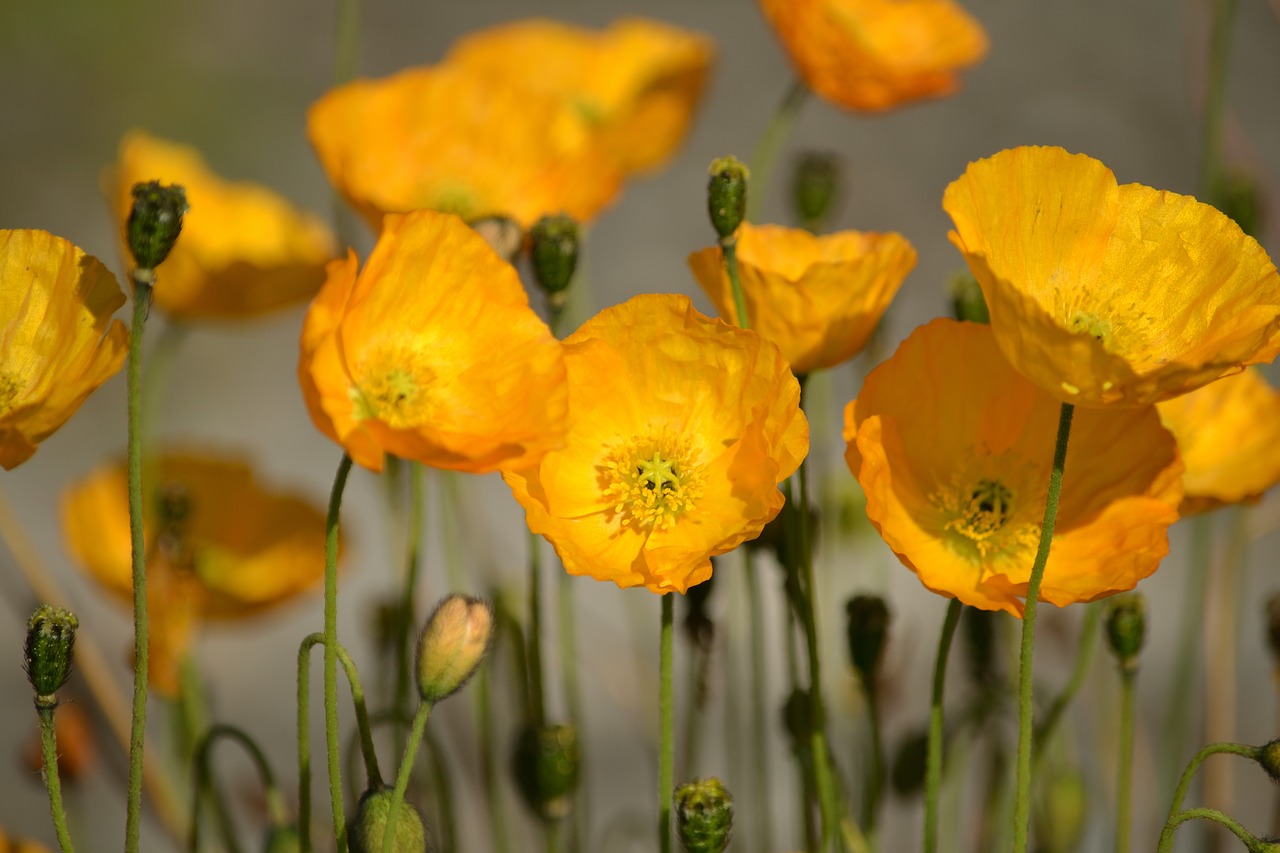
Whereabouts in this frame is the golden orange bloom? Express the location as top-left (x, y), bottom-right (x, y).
top-left (298, 210), bottom-right (567, 474)
top-left (105, 131), bottom-right (336, 320)
top-left (843, 319), bottom-right (1183, 617)
top-left (0, 830), bottom-right (53, 853)
top-left (944, 146), bottom-right (1280, 407)
top-left (446, 17), bottom-right (714, 175)
top-left (0, 229), bottom-right (127, 470)
top-left (759, 0), bottom-right (988, 112)
top-left (1157, 368), bottom-right (1280, 514)
top-left (688, 222), bottom-right (915, 374)
top-left (307, 64), bottom-right (622, 231)
top-left (504, 294), bottom-right (808, 594)
top-left (61, 450), bottom-right (337, 697)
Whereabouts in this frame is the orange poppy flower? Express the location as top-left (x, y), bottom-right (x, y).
top-left (944, 146), bottom-right (1280, 407)
top-left (307, 64), bottom-right (622, 231)
top-left (1157, 368), bottom-right (1280, 514)
top-left (687, 222), bottom-right (915, 374)
top-left (759, 0), bottom-right (988, 112)
top-left (446, 17), bottom-right (714, 175)
top-left (61, 450), bottom-right (337, 697)
top-left (105, 131), bottom-right (336, 320)
top-left (503, 294), bottom-right (808, 595)
top-left (298, 209), bottom-right (567, 474)
top-left (843, 319), bottom-right (1183, 617)
top-left (1, 229), bottom-right (128, 470)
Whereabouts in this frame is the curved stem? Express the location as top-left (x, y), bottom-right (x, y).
top-left (747, 79), bottom-right (810, 222)
top-left (382, 701), bottom-right (433, 853)
top-left (1034, 602), bottom-right (1101, 759)
top-left (39, 706), bottom-right (76, 853)
top-left (1011, 402), bottom-right (1075, 853)
top-left (1116, 668), bottom-right (1137, 853)
top-left (323, 455), bottom-right (355, 851)
top-left (191, 724), bottom-right (290, 853)
top-left (1159, 807), bottom-right (1259, 853)
top-left (924, 599), bottom-right (963, 853)
top-left (659, 593), bottom-right (675, 853)
top-left (1161, 741), bottom-right (1260, 839)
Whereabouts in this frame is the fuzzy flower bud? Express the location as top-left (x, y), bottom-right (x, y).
top-left (950, 273), bottom-right (990, 324)
top-left (707, 156), bottom-right (749, 240)
top-left (263, 825), bottom-right (302, 853)
top-left (470, 215), bottom-right (523, 263)
top-left (845, 594), bottom-right (890, 683)
top-left (24, 605), bottom-right (78, 706)
top-left (791, 151), bottom-right (842, 229)
top-left (674, 777), bottom-right (734, 853)
top-left (528, 214), bottom-right (580, 299)
top-left (348, 787), bottom-right (426, 853)
top-left (415, 594), bottom-right (494, 704)
top-left (127, 180), bottom-right (187, 272)
top-left (1105, 594), bottom-right (1146, 672)
top-left (513, 724), bottom-right (580, 822)
top-left (890, 729), bottom-right (929, 796)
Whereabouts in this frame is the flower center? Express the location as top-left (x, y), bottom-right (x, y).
top-left (350, 343), bottom-right (436, 429)
top-left (600, 430), bottom-right (705, 531)
top-left (932, 465), bottom-right (1040, 562)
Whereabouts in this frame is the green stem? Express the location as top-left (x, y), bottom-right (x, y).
top-left (528, 531), bottom-right (547, 726)
top-left (324, 454), bottom-right (354, 851)
top-left (1116, 668), bottom-right (1137, 853)
top-left (333, 0), bottom-right (360, 85)
top-left (1158, 807), bottom-right (1261, 853)
top-left (1010, 401), bottom-right (1074, 853)
top-left (125, 273), bottom-right (153, 853)
top-left (1200, 0), bottom-right (1239, 200)
top-left (191, 724), bottom-right (291, 853)
top-left (860, 672), bottom-right (884, 840)
top-left (558, 570), bottom-right (587, 853)
top-left (423, 728), bottom-right (458, 853)
top-left (747, 79), bottom-right (810, 222)
top-left (744, 551), bottom-right (774, 851)
top-left (382, 701), bottom-right (433, 853)
top-left (1161, 741), bottom-right (1259, 841)
top-left (723, 238), bottom-right (750, 330)
top-left (659, 593), bottom-right (675, 853)
top-left (924, 599), bottom-right (963, 853)
top-left (393, 463), bottom-right (425, 739)
top-left (1160, 514), bottom-right (1212, 801)
top-left (1034, 602), bottom-right (1101, 759)
top-left (300, 632), bottom-right (384, 809)
top-left (38, 705), bottom-right (76, 853)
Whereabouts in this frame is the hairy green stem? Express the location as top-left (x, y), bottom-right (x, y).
top-left (659, 593), bottom-right (675, 853)
top-left (39, 706), bottom-right (76, 853)
top-left (1161, 741), bottom-right (1259, 844)
top-left (382, 701), bottom-right (433, 853)
top-left (1116, 668), bottom-right (1137, 853)
top-left (724, 238), bottom-right (750, 331)
top-left (747, 79), bottom-right (810, 221)
top-left (558, 570), bottom-right (587, 853)
top-left (924, 599), bottom-right (963, 853)
top-left (323, 454), bottom-right (354, 851)
top-left (393, 463), bottom-right (425, 742)
top-left (1159, 807), bottom-right (1260, 853)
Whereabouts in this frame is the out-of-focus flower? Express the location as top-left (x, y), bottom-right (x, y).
top-left (843, 319), bottom-right (1183, 617)
top-left (688, 222), bottom-right (915, 374)
top-left (0, 229), bottom-right (127, 470)
top-left (446, 17), bottom-right (714, 176)
top-left (1157, 367), bottom-right (1280, 514)
top-left (759, 0), bottom-right (988, 112)
top-left (307, 65), bottom-right (622, 231)
top-left (298, 210), bottom-right (567, 474)
top-left (504, 294), bottom-right (808, 595)
top-left (61, 451), bottom-right (336, 697)
top-left (944, 146), bottom-right (1280, 407)
top-left (105, 131), bottom-right (336, 320)
top-left (0, 829), bottom-right (53, 853)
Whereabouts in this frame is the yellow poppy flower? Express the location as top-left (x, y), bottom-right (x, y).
top-left (687, 222), bottom-right (915, 374)
top-left (105, 131), bottom-right (337, 320)
top-left (1, 229), bottom-right (128, 470)
top-left (61, 450), bottom-right (337, 697)
top-left (446, 17), bottom-right (714, 175)
top-left (1156, 368), bottom-right (1280, 514)
top-left (843, 319), bottom-right (1183, 617)
top-left (944, 146), bottom-right (1280, 407)
top-left (0, 830), bottom-right (52, 853)
top-left (307, 64), bottom-right (622, 231)
top-left (298, 209), bottom-right (567, 474)
top-left (503, 294), bottom-right (809, 595)
top-left (759, 0), bottom-right (988, 112)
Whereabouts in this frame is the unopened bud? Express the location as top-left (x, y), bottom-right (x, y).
top-left (470, 215), bottom-right (523, 263)
top-left (707, 156), bottom-right (749, 240)
top-left (528, 215), bottom-right (580, 299)
top-left (348, 787), bottom-right (427, 853)
top-left (950, 273), bottom-right (990, 324)
top-left (890, 729), bottom-right (929, 796)
top-left (127, 181), bottom-right (187, 272)
top-left (263, 825), bottom-right (302, 853)
top-left (513, 724), bottom-right (580, 822)
top-left (415, 594), bottom-right (493, 704)
top-left (674, 777), bottom-right (734, 853)
top-left (25, 605), bottom-right (78, 705)
top-left (156, 482), bottom-right (192, 532)
top-left (845, 594), bottom-right (890, 683)
top-left (1034, 768), bottom-right (1087, 853)
top-left (1255, 739), bottom-right (1280, 785)
top-left (792, 151), bottom-right (842, 230)
top-left (1105, 594), bottom-right (1145, 672)
top-left (781, 689), bottom-right (813, 752)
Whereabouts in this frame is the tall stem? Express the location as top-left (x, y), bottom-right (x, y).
top-left (860, 671), bottom-right (885, 839)
top-left (558, 570), bottom-right (587, 853)
top-left (1200, 0), bottom-right (1239, 199)
top-left (1010, 402), bottom-right (1075, 853)
top-left (1160, 514), bottom-right (1212, 800)
top-left (324, 455), bottom-right (354, 852)
top-left (393, 463), bottom-right (425, 737)
top-left (744, 552), bottom-right (774, 850)
top-left (924, 599), bottom-right (963, 853)
top-left (39, 706), bottom-right (76, 853)
top-left (747, 79), bottom-right (810, 221)
top-left (659, 593), bottom-right (675, 853)
top-left (1116, 668), bottom-right (1138, 853)
top-left (527, 531), bottom-right (547, 725)
top-left (382, 701), bottom-right (433, 853)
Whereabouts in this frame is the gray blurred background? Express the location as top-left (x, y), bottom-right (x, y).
top-left (1, 1), bottom-right (1279, 851)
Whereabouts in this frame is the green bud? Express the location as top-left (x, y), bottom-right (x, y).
top-left (792, 151), bottom-right (842, 230)
top-left (24, 605), bottom-right (78, 705)
top-left (1034, 768), bottom-right (1087, 853)
top-left (348, 787), bottom-right (427, 853)
top-left (674, 777), bottom-right (734, 853)
top-left (469, 215), bottom-right (523, 263)
top-left (127, 181), bottom-right (188, 272)
top-left (845, 594), bottom-right (890, 682)
top-left (263, 825), bottom-right (302, 853)
top-left (528, 214), bottom-right (580, 298)
top-left (1255, 739), bottom-right (1280, 785)
top-left (415, 594), bottom-right (494, 704)
top-left (890, 729), bottom-right (929, 797)
top-left (1214, 170), bottom-right (1264, 240)
top-left (781, 689), bottom-right (813, 753)
top-left (513, 724), bottom-right (580, 821)
top-left (156, 482), bottom-right (193, 532)
top-left (950, 273), bottom-right (990, 324)
top-left (707, 156), bottom-right (749, 240)
top-left (1105, 594), bottom-right (1146, 672)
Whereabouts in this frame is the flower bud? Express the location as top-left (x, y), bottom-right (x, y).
top-left (844, 594), bottom-right (890, 683)
top-left (1034, 768), bottom-right (1087, 853)
top-left (24, 605), bottom-right (78, 705)
top-left (263, 825), bottom-right (302, 853)
top-left (348, 787), bottom-right (427, 853)
top-left (781, 689), bottom-right (813, 752)
top-left (1255, 739), bottom-right (1280, 785)
top-left (513, 724), bottom-right (580, 821)
top-left (1214, 170), bottom-right (1264, 240)
top-left (415, 594), bottom-right (494, 704)
top-left (127, 181), bottom-right (188, 272)
top-left (674, 777), bottom-right (734, 853)
top-left (1105, 594), bottom-right (1146, 672)
top-left (890, 728), bottom-right (928, 796)
top-left (528, 214), bottom-right (580, 299)
top-left (950, 273), bottom-right (990, 324)
top-left (791, 151), bottom-right (843, 230)
top-left (470, 215), bottom-right (523, 263)
top-left (707, 156), bottom-right (749, 240)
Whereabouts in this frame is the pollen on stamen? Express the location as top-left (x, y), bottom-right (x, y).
top-left (600, 430), bottom-right (705, 531)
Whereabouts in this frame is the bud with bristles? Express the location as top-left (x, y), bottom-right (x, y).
top-left (674, 777), bottom-right (734, 853)
top-left (513, 724), bottom-right (580, 822)
top-left (263, 825), bottom-right (303, 853)
top-left (348, 787), bottom-right (427, 853)
top-left (528, 214), bottom-right (580, 299)
top-left (127, 181), bottom-right (187, 272)
top-left (707, 156), bottom-right (748, 240)
top-left (415, 594), bottom-right (493, 704)
top-left (25, 605), bottom-right (78, 706)
top-left (1105, 594), bottom-right (1146, 673)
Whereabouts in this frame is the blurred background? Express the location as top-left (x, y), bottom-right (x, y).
top-left (1, 0), bottom-right (1279, 850)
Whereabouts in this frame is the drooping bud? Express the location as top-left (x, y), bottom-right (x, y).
top-left (513, 724), bottom-right (580, 822)
top-left (415, 594), bottom-right (494, 704)
top-left (470, 215), bottom-right (523, 263)
top-left (348, 787), bottom-right (427, 853)
top-left (950, 273), bottom-right (990, 324)
top-left (707, 156), bottom-right (749, 240)
top-left (1104, 594), bottom-right (1146, 672)
top-left (1255, 739), bottom-right (1280, 785)
top-left (674, 777), bottom-right (734, 853)
top-left (24, 605), bottom-right (79, 706)
top-left (890, 729), bottom-right (929, 796)
top-left (845, 594), bottom-right (890, 684)
top-left (127, 181), bottom-right (188, 272)
top-left (791, 151), bottom-right (843, 230)
top-left (528, 214), bottom-right (580, 302)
